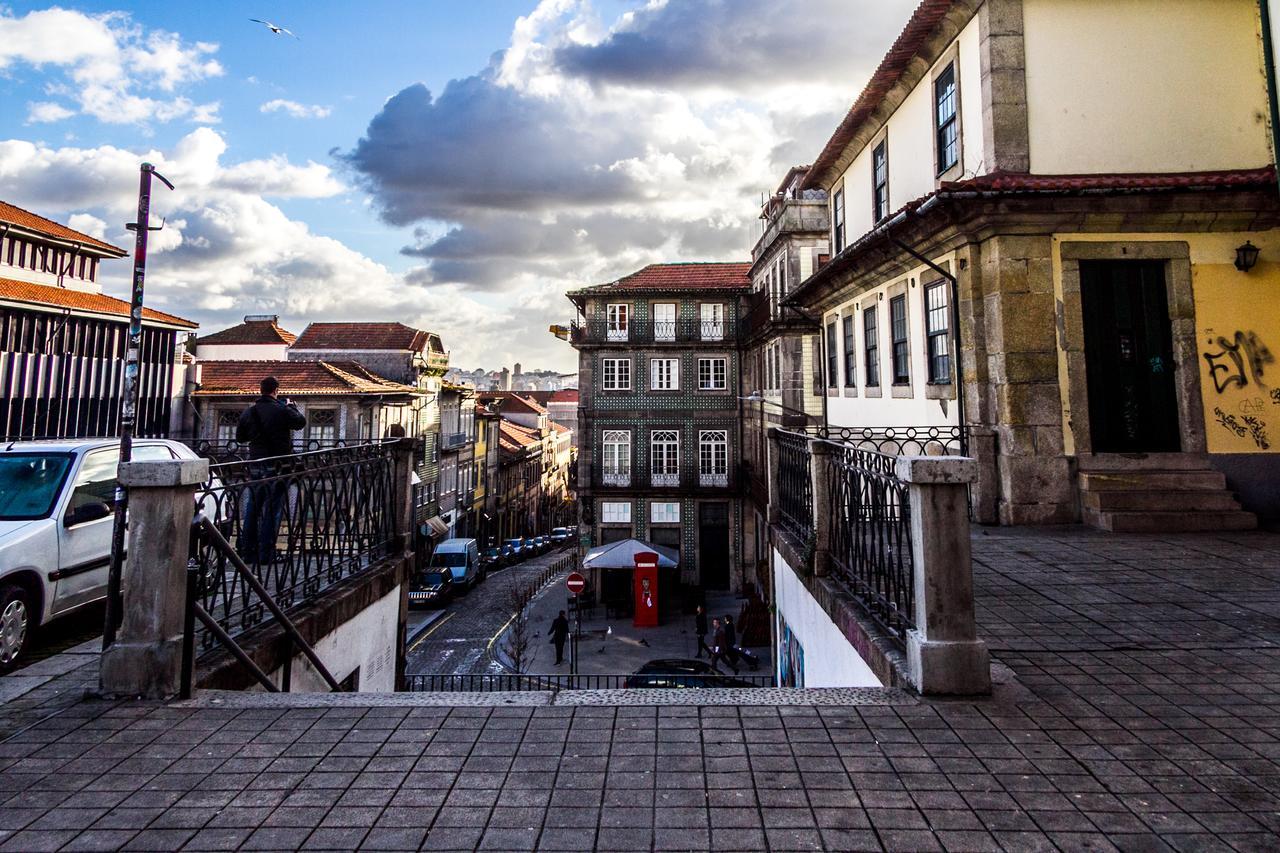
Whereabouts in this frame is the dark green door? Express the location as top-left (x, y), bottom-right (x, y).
top-left (1080, 260), bottom-right (1180, 453)
top-left (698, 503), bottom-right (731, 590)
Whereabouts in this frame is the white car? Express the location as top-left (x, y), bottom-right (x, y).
top-left (0, 438), bottom-right (209, 670)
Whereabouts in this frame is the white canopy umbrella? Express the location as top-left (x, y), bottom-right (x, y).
top-left (582, 538), bottom-right (679, 570)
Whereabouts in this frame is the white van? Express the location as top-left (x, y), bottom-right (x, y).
top-left (429, 538), bottom-right (481, 590)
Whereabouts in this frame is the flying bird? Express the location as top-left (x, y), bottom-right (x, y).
top-left (249, 19), bottom-right (298, 38)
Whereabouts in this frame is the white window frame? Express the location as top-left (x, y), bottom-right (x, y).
top-left (700, 303), bottom-right (725, 341)
top-left (650, 502), bottom-right (680, 524)
top-left (602, 429), bottom-right (631, 486)
top-left (697, 357), bottom-right (727, 391)
top-left (699, 430), bottom-right (729, 487)
top-left (601, 502), bottom-right (632, 524)
top-left (602, 357), bottom-right (631, 390)
top-left (606, 303), bottom-right (630, 341)
top-left (650, 429), bottom-right (680, 487)
top-left (653, 302), bottom-right (677, 342)
top-left (650, 357), bottom-right (679, 391)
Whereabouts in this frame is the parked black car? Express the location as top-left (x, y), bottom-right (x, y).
top-left (481, 546), bottom-right (505, 572)
top-left (408, 568), bottom-right (454, 608)
top-left (623, 659), bottom-right (758, 689)
top-left (549, 527), bottom-right (571, 546)
top-left (505, 537), bottom-right (527, 560)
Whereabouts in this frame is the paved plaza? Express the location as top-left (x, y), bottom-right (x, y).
top-left (1, 526), bottom-right (1278, 851)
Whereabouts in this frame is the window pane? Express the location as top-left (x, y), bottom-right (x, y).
top-left (826, 322), bottom-right (838, 388)
top-left (863, 307), bottom-right (879, 387)
top-left (890, 295), bottom-right (909, 384)
top-left (841, 315), bottom-right (856, 389)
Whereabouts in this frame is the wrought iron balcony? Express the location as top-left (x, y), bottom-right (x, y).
top-left (650, 471), bottom-right (680, 487)
top-left (699, 471), bottom-right (730, 488)
top-left (570, 319), bottom-right (737, 346)
top-left (441, 431), bottom-right (471, 450)
top-left (601, 471), bottom-right (631, 487)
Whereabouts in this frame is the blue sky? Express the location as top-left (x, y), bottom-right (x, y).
top-left (0, 0), bottom-right (913, 371)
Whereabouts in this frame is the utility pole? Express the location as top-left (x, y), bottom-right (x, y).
top-left (103, 162), bottom-right (174, 651)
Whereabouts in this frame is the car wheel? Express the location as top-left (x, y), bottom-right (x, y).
top-left (0, 584), bottom-right (34, 671)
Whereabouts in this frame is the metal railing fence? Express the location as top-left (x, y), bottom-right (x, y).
top-left (774, 430), bottom-right (813, 548)
top-left (405, 672), bottom-right (776, 691)
top-left (802, 424), bottom-right (967, 457)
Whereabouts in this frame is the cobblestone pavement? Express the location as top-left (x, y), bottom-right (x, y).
top-left (404, 548), bottom-right (573, 677)
top-left (0, 527), bottom-right (1278, 851)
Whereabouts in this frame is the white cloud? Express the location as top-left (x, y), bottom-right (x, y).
top-left (26, 101), bottom-right (75, 123)
top-left (67, 213), bottom-right (108, 240)
top-left (260, 99), bottom-right (332, 119)
top-left (0, 8), bottom-right (223, 125)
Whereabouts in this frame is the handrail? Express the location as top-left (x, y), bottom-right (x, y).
top-left (189, 602), bottom-right (279, 694)
top-left (181, 516), bottom-right (345, 696)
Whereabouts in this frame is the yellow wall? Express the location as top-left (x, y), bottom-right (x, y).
top-left (1023, 0), bottom-right (1272, 175)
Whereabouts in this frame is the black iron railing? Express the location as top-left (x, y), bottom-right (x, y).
top-left (404, 672), bottom-right (776, 691)
top-left (189, 442), bottom-right (397, 652)
top-left (803, 424), bottom-right (967, 457)
top-left (570, 319), bottom-right (736, 345)
top-left (824, 441), bottom-right (915, 639)
top-left (774, 430), bottom-right (813, 548)
top-left (184, 437), bottom-right (380, 464)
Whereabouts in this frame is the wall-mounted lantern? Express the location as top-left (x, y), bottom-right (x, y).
top-left (1235, 240), bottom-right (1261, 272)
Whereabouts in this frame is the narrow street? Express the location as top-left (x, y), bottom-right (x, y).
top-left (403, 547), bottom-right (572, 676)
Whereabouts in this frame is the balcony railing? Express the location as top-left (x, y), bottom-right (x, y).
top-left (602, 471), bottom-right (630, 486)
top-left (699, 471), bottom-right (730, 488)
top-left (571, 319), bottom-right (737, 346)
top-left (774, 430), bottom-right (813, 547)
top-left (441, 431), bottom-right (471, 450)
top-left (651, 471), bottom-right (680, 487)
top-left (802, 424), bottom-right (967, 457)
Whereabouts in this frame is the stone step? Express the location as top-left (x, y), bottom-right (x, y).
top-left (1078, 470), bottom-right (1227, 492)
top-left (1083, 507), bottom-right (1258, 533)
top-left (1076, 453), bottom-right (1214, 472)
top-left (1081, 489), bottom-right (1243, 512)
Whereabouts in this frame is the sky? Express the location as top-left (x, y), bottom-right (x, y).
top-left (0, 0), bottom-right (917, 373)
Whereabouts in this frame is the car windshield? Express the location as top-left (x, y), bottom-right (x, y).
top-left (483, 549), bottom-right (499, 557)
top-left (430, 552), bottom-right (467, 568)
top-left (553, 528), bottom-right (568, 535)
top-left (0, 453), bottom-right (74, 520)
top-left (507, 539), bottom-right (523, 547)
top-left (421, 571), bottom-right (448, 585)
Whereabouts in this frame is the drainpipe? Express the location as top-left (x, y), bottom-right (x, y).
top-left (1261, 0), bottom-right (1280, 192)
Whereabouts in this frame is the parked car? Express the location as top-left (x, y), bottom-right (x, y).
top-left (505, 537), bottom-right (527, 560)
top-left (530, 535), bottom-right (547, 554)
top-left (481, 546), bottom-right (505, 572)
top-left (549, 527), bottom-right (571, 546)
top-left (623, 658), bottom-right (757, 689)
top-left (429, 537), bottom-right (482, 589)
top-left (0, 438), bottom-right (208, 671)
top-left (408, 567), bottom-right (454, 608)
top-left (499, 542), bottom-right (517, 563)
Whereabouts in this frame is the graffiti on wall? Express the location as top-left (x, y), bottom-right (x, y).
top-left (1203, 331), bottom-right (1278, 450)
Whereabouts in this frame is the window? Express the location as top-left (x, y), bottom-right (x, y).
top-left (653, 302), bottom-right (676, 341)
top-left (602, 358), bottom-right (631, 390)
top-left (864, 306), bottom-right (880, 387)
top-left (650, 502), bottom-right (680, 524)
top-left (935, 63), bottom-right (958, 175)
top-left (842, 315), bottom-right (856, 389)
top-left (602, 430), bottom-right (631, 485)
top-left (650, 430), bottom-right (679, 486)
top-left (308, 408), bottom-right (337, 443)
top-left (925, 281), bottom-right (952, 383)
top-left (606, 303), bottom-right (629, 341)
top-left (872, 139), bottom-right (889, 223)
top-left (700, 303), bottom-right (724, 340)
top-left (601, 502), bottom-right (631, 523)
top-left (832, 188), bottom-right (846, 253)
top-left (650, 358), bottom-right (679, 390)
top-left (765, 345), bottom-right (776, 392)
top-left (216, 410), bottom-right (239, 443)
top-left (826, 321), bottom-right (839, 389)
top-left (890, 294), bottom-right (910, 385)
top-left (699, 430), bottom-right (729, 487)
top-left (697, 357), bottom-right (727, 391)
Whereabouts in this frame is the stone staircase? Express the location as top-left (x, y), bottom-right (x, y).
top-left (1079, 456), bottom-right (1257, 533)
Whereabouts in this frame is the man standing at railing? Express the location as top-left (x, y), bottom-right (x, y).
top-left (235, 376), bottom-right (306, 563)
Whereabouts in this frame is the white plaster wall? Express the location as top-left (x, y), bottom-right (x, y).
top-left (822, 256), bottom-right (962, 431)
top-left (195, 343), bottom-right (289, 362)
top-left (270, 586), bottom-right (401, 692)
top-left (773, 551), bottom-right (882, 687)
top-left (1023, 0), bottom-right (1271, 174)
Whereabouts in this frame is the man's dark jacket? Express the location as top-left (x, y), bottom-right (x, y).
top-left (724, 618), bottom-right (737, 648)
top-left (695, 611), bottom-right (708, 636)
top-left (550, 615), bottom-right (570, 643)
top-left (236, 396), bottom-right (306, 459)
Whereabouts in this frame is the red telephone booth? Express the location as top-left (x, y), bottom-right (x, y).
top-left (633, 551), bottom-right (659, 627)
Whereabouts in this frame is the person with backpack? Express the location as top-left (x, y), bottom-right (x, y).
top-left (235, 376), bottom-right (306, 563)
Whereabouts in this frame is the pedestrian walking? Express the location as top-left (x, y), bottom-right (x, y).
top-left (694, 605), bottom-right (712, 659)
top-left (550, 610), bottom-right (570, 665)
top-left (710, 618), bottom-right (738, 675)
top-left (723, 613), bottom-right (740, 669)
top-left (235, 376), bottom-right (305, 564)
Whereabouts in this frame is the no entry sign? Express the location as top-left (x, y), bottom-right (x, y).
top-left (565, 572), bottom-right (586, 596)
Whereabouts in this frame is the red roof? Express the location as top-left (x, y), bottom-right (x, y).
top-left (196, 318), bottom-right (296, 346)
top-left (550, 421), bottom-right (571, 434)
top-left (802, 0), bottom-right (959, 190)
top-left (0, 200), bottom-right (127, 256)
top-left (498, 420), bottom-right (542, 453)
top-left (194, 360), bottom-right (416, 397)
top-left (570, 262), bottom-right (751, 297)
top-left (548, 389), bottom-right (579, 403)
top-left (0, 276), bottom-right (196, 328)
top-left (943, 168), bottom-right (1278, 194)
top-left (502, 395), bottom-right (549, 416)
top-left (292, 322), bottom-right (431, 351)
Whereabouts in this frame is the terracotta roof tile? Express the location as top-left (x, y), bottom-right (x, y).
top-left (0, 276), bottom-right (197, 328)
top-left (502, 395), bottom-right (549, 416)
top-left (498, 420), bottom-right (543, 454)
top-left (944, 167), bottom-right (1278, 193)
top-left (194, 360), bottom-right (416, 397)
top-left (0, 200), bottom-right (127, 255)
top-left (569, 262), bottom-right (751, 296)
top-left (196, 319), bottom-right (296, 346)
top-left (292, 322), bottom-right (431, 351)
top-left (549, 389), bottom-right (579, 403)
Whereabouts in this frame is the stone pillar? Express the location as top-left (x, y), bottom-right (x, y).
top-left (895, 455), bottom-right (991, 696)
top-left (100, 458), bottom-right (209, 699)
top-left (808, 438), bottom-right (835, 577)
top-left (389, 438), bottom-right (418, 692)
